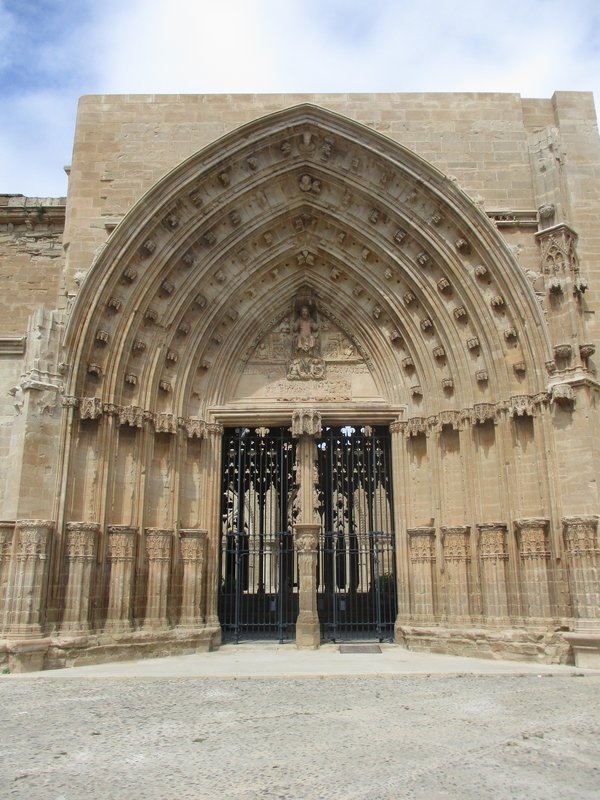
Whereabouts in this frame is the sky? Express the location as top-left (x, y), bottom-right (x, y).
top-left (1, 0), bottom-right (599, 197)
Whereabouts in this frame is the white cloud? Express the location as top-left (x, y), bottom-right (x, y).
top-left (1, 0), bottom-right (599, 195)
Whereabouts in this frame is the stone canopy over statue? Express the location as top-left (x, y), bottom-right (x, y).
top-left (288, 295), bottom-right (326, 380)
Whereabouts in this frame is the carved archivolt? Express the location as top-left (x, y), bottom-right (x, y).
top-left (63, 105), bottom-right (552, 421)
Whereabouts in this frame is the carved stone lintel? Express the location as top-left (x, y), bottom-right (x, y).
top-left (291, 409), bottom-right (322, 438)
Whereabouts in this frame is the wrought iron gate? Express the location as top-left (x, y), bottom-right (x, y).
top-left (317, 426), bottom-right (397, 641)
top-left (218, 427), bottom-right (298, 642)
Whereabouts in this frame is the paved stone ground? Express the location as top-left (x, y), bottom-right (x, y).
top-left (1, 673), bottom-right (600, 799)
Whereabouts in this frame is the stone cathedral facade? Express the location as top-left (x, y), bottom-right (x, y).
top-left (1, 92), bottom-right (599, 672)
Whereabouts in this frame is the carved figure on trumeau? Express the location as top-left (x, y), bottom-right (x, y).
top-left (287, 296), bottom-right (326, 382)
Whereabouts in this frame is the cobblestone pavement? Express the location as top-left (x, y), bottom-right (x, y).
top-left (1, 674), bottom-right (599, 799)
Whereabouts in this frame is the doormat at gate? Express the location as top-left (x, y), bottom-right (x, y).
top-left (339, 644), bottom-right (382, 654)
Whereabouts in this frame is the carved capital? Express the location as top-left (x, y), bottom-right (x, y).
top-left (144, 528), bottom-right (173, 562)
top-left (65, 521), bottom-right (100, 561)
top-left (15, 519), bottom-right (53, 560)
top-left (179, 528), bottom-right (208, 562)
top-left (79, 396), bottom-right (103, 420)
top-left (295, 524), bottom-right (320, 553)
top-left (563, 516), bottom-right (600, 556)
top-left (153, 412), bottom-right (177, 434)
top-left (515, 518), bottom-right (550, 560)
top-left (118, 405), bottom-right (144, 428)
top-left (408, 527), bottom-right (436, 563)
top-left (291, 408), bottom-right (322, 438)
top-left (182, 417), bottom-right (207, 439)
top-left (477, 523), bottom-right (508, 561)
top-left (441, 526), bottom-right (470, 561)
top-left (107, 526), bottom-right (137, 561)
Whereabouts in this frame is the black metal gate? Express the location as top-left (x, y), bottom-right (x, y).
top-left (317, 426), bottom-right (397, 641)
top-left (218, 427), bottom-right (298, 642)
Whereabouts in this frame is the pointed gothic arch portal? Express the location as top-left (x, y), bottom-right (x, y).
top-left (56, 103), bottom-right (563, 657)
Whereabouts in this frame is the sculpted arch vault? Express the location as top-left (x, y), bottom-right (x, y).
top-left (2, 101), bottom-right (600, 670)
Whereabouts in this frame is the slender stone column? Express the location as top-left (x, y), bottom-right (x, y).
top-left (477, 523), bottom-right (510, 621)
top-left (201, 424), bottom-right (224, 631)
top-left (563, 516), bottom-right (600, 622)
top-left (143, 528), bottom-right (173, 629)
top-left (515, 518), bottom-right (552, 620)
top-left (441, 526), bottom-right (471, 621)
top-left (295, 524), bottom-right (321, 648)
top-left (0, 521), bottom-right (15, 633)
top-left (105, 526), bottom-right (137, 631)
top-left (61, 522), bottom-right (100, 634)
top-left (408, 527), bottom-right (436, 621)
top-left (292, 409), bottom-right (322, 648)
top-left (7, 519), bottom-right (53, 636)
top-left (562, 516), bottom-right (600, 667)
top-left (178, 528), bottom-right (208, 627)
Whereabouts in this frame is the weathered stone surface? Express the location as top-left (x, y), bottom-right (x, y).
top-left (0, 92), bottom-right (599, 669)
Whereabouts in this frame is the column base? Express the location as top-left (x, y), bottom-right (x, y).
top-left (296, 619), bottom-right (320, 649)
top-left (564, 631), bottom-right (600, 668)
top-left (7, 638), bottom-right (51, 673)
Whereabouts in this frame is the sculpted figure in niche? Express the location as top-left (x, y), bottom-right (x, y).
top-left (288, 299), bottom-right (326, 381)
top-left (294, 305), bottom-right (319, 357)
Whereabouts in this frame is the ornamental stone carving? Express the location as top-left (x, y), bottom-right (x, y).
top-left (118, 405), bottom-right (144, 427)
top-left (179, 529), bottom-right (208, 562)
top-left (15, 519), bottom-right (53, 560)
top-left (154, 412), bottom-right (177, 433)
top-left (145, 529), bottom-right (173, 561)
top-left (515, 518), bottom-right (550, 559)
top-left (80, 397), bottom-right (103, 420)
top-left (442, 527), bottom-right (470, 561)
top-left (551, 383), bottom-right (575, 408)
top-left (478, 524), bottom-right (508, 561)
top-left (291, 409), bottom-right (322, 438)
top-left (64, 522), bottom-right (99, 561)
top-left (408, 528), bottom-right (436, 562)
top-left (107, 526), bottom-right (137, 561)
top-left (563, 516), bottom-right (599, 555)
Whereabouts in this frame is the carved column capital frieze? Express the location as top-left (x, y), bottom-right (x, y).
top-left (563, 516), bottom-right (600, 556)
top-left (181, 417), bottom-right (208, 439)
top-left (477, 523), bottom-right (509, 561)
top-left (179, 528), bottom-right (208, 562)
top-left (14, 519), bottom-right (53, 561)
top-left (441, 526), bottom-right (470, 561)
top-left (295, 524), bottom-right (320, 553)
top-left (515, 518), bottom-right (550, 560)
top-left (107, 526), bottom-right (137, 561)
top-left (117, 405), bottom-right (144, 428)
top-left (206, 422), bottom-right (224, 438)
top-left (64, 522), bottom-right (100, 562)
top-left (471, 403), bottom-right (498, 425)
top-left (61, 395), bottom-right (79, 409)
top-left (153, 412), bottom-right (177, 434)
top-left (389, 420), bottom-right (406, 435)
top-left (144, 528), bottom-right (173, 562)
top-left (0, 521), bottom-right (15, 560)
top-left (408, 527), bottom-right (436, 562)
top-left (291, 408), bottom-right (322, 438)
top-left (79, 396), bottom-right (104, 420)
top-left (551, 383), bottom-right (575, 409)
top-left (405, 417), bottom-right (428, 437)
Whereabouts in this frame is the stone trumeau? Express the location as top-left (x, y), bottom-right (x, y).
top-left (0, 92), bottom-right (599, 670)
